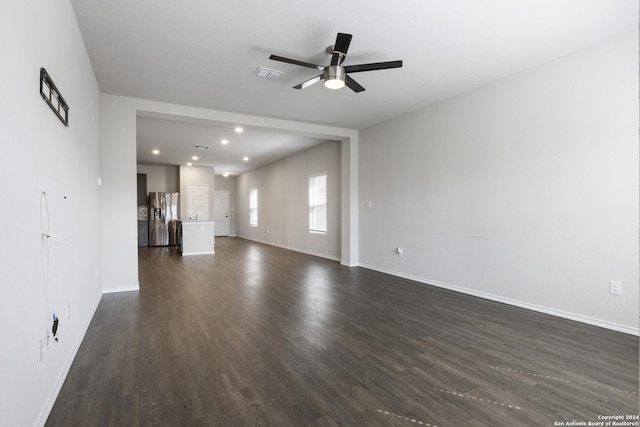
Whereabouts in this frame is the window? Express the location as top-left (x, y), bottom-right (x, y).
top-left (309, 173), bottom-right (327, 233)
top-left (249, 188), bottom-right (258, 227)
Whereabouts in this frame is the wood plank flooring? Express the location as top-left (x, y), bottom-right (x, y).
top-left (46, 237), bottom-right (639, 426)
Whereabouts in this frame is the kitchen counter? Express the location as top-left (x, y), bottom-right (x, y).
top-left (178, 220), bottom-right (215, 256)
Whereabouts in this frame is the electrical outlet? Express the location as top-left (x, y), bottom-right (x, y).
top-left (66, 303), bottom-right (71, 320)
top-left (610, 280), bottom-right (622, 296)
top-left (396, 247), bottom-right (404, 257)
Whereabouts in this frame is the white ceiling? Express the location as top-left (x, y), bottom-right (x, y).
top-left (70, 0), bottom-right (638, 173)
top-left (136, 116), bottom-right (331, 174)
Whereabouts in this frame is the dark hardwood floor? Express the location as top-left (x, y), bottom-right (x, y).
top-left (46, 237), bottom-right (639, 426)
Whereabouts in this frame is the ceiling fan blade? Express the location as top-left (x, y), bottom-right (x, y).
top-left (269, 55), bottom-right (325, 71)
top-left (293, 74), bottom-right (324, 90)
top-left (330, 33), bottom-right (353, 66)
top-left (345, 75), bottom-right (365, 93)
top-left (344, 60), bottom-right (403, 73)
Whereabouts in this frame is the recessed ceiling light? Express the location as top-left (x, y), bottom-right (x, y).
top-left (192, 156), bottom-right (198, 160)
top-left (220, 139), bottom-right (229, 145)
top-left (222, 173), bottom-right (229, 178)
top-left (234, 127), bottom-right (243, 133)
top-left (152, 149), bottom-right (160, 155)
top-left (187, 162), bottom-right (192, 166)
top-left (243, 156), bottom-right (249, 162)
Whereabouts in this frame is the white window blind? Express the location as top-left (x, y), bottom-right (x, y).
top-left (249, 188), bottom-right (258, 227)
top-left (309, 174), bottom-right (327, 233)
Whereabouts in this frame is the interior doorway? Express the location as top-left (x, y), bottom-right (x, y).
top-left (186, 184), bottom-right (209, 220)
top-left (214, 190), bottom-right (230, 236)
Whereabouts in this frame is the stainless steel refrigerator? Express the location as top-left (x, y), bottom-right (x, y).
top-left (148, 192), bottom-right (179, 246)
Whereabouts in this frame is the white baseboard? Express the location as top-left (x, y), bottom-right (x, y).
top-left (237, 236), bottom-right (341, 262)
top-left (341, 261), bottom-right (359, 267)
top-left (36, 291), bottom-right (102, 426)
top-left (102, 283), bottom-right (139, 294)
top-left (181, 250), bottom-right (215, 256)
top-left (359, 263), bottom-right (639, 336)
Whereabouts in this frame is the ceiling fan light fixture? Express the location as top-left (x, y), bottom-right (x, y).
top-left (270, 32), bottom-right (402, 93)
top-left (324, 66), bottom-right (345, 90)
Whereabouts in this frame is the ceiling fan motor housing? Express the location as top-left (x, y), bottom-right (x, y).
top-left (324, 66), bottom-right (346, 88)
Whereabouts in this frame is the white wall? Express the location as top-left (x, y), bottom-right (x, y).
top-left (341, 137), bottom-right (359, 267)
top-left (0, 0), bottom-right (103, 425)
top-left (137, 164), bottom-right (180, 193)
top-left (359, 31), bottom-right (639, 334)
top-left (100, 95), bottom-right (140, 293)
top-left (236, 141), bottom-right (342, 260)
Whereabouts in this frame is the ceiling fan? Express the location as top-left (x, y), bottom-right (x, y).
top-left (269, 32), bottom-right (403, 93)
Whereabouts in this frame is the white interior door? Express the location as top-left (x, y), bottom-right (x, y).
top-left (186, 184), bottom-right (209, 220)
top-left (214, 191), bottom-right (230, 236)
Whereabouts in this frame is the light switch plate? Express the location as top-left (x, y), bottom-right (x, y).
top-left (610, 280), bottom-right (622, 296)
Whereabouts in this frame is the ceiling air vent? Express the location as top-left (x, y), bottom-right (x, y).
top-left (253, 66), bottom-right (283, 80)
top-left (194, 145), bottom-right (210, 150)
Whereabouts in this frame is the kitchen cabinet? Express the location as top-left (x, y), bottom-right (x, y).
top-left (137, 174), bottom-right (147, 206)
top-left (138, 220), bottom-right (148, 247)
top-left (137, 174), bottom-right (149, 246)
